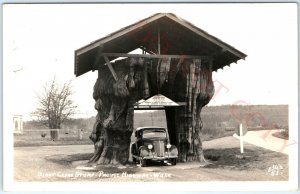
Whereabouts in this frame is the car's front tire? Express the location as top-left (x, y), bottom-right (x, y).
top-left (170, 158), bottom-right (177, 165)
top-left (140, 158), bottom-right (147, 167)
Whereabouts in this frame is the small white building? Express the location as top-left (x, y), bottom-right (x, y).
top-left (13, 115), bottom-right (23, 134)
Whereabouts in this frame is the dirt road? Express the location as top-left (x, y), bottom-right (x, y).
top-left (14, 136), bottom-right (288, 182)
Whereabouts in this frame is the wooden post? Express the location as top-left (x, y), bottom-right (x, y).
top-left (239, 123), bottom-right (244, 154)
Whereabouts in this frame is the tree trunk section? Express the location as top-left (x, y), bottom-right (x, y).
top-left (88, 57), bottom-right (214, 165)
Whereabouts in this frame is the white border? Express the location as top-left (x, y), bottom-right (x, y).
top-left (2, 2), bottom-right (299, 192)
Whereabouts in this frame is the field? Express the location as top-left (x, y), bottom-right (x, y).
top-left (16, 105), bottom-right (288, 147)
top-left (14, 129), bottom-right (93, 147)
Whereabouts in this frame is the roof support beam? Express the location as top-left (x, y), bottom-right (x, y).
top-left (139, 46), bottom-right (156, 55)
top-left (99, 53), bottom-right (212, 60)
top-left (103, 56), bottom-right (118, 81)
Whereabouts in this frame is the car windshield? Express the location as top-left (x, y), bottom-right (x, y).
top-left (142, 130), bottom-right (166, 138)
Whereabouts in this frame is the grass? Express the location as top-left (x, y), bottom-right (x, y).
top-left (204, 146), bottom-right (288, 171)
top-left (14, 130), bottom-right (93, 147)
top-left (272, 129), bottom-right (289, 140)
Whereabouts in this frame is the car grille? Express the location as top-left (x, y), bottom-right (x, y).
top-left (153, 141), bottom-right (165, 157)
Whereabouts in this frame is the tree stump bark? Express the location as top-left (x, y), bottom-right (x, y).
top-left (88, 57), bottom-right (214, 165)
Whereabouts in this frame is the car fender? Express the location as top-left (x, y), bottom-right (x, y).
top-left (169, 145), bottom-right (178, 156)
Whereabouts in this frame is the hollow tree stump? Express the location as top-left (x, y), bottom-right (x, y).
top-left (88, 57), bottom-right (214, 165)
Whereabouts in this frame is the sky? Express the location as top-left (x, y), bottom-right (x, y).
top-left (3, 3), bottom-right (298, 121)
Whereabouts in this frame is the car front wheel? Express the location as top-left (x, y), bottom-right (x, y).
top-left (140, 158), bottom-right (147, 167)
top-left (170, 158), bottom-right (177, 165)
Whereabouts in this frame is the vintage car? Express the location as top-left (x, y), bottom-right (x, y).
top-left (131, 127), bottom-right (178, 167)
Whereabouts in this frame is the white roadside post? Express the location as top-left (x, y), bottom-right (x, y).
top-left (239, 123), bottom-right (244, 154)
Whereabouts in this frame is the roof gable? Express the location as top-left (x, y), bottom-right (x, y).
top-left (75, 13), bottom-right (246, 76)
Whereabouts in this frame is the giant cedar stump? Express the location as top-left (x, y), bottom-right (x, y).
top-left (88, 57), bottom-right (214, 165)
top-left (75, 13), bottom-right (246, 166)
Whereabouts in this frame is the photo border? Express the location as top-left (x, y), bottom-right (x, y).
top-left (1, 0), bottom-right (299, 192)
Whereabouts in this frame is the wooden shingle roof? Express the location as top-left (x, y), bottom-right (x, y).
top-left (75, 13), bottom-right (246, 77)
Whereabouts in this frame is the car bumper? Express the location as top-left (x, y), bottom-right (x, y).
top-left (142, 156), bottom-right (177, 160)
top-left (132, 155), bottom-right (177, 160)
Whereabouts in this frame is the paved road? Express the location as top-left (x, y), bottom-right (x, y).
top-left (233, 129), bottom-right (289, 155)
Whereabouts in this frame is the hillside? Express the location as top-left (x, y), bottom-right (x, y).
top-left (202, 105), bottom-right (288, 129)
top-left (18, 105), bottom-right (288, 146)
top-left (24, 105), bottom-right (288, 133)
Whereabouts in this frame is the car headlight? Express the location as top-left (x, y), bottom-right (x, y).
top-left (148, 144), bottom-right (153, 150)
top-left (166, 144), bottom-right (171, 149)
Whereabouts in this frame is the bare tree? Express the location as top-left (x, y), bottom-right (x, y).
top-left (32, 78), bottom-right (77, 129)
